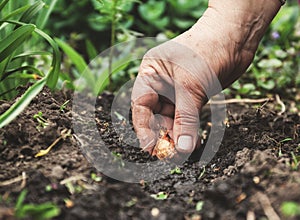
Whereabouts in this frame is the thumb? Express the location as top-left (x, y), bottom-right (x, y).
top-left (173, 87), bottom-right (202, 154)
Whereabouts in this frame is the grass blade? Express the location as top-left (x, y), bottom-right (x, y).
top-left (0, 24), bottom-right (35, 63)
top-left (0, 0), bottom-right (10, 13)
top-left (55, 38), bottom-right (95, 89)
top-left (35, 29), bottom-right (61, 89)
top-left (0, 5), bottom-right (31, 23)
top-left (55, 38), bottom-right (87, 73)
top-left (1, 65), bottom-right (44, 81)
top-left (0, 77), bottom-right (47, 128)
top-left (19, 0), bottom-right (45, 23)
top-left (12, 51), bottom-right (52, 60)
top-left (36, 0), bottom-right (59, 29)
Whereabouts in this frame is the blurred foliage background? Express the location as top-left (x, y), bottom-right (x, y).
top-left (0, 0), bottom-right (300, 126)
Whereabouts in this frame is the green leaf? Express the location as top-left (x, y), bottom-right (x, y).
top-left (138, 1), bottom-right (166, 21)
top-left (0, 77), bottom-right (47, 128)
top-left (19, 0), bottom-right (45, 23)
top-left (0, 24), bottom-right (35, 63)
top-left (196, 201), bottom-right (204, 211)
top-left (36, 0), bottom-right (59, 29)
top-left (55, 38), bottom-right (87, 74)
top-left (0, 0), bottom-right (10, 12)
top-left (55, 38), bottom-right (95, 90)
top-left (281, 201), bottom-right (300, 217)
top-left (239, 83), bottom-right (256, 94)
top-left (16, 203), bottom-right (60, 220)
top-left (1, 65), bottom-right (43, 81)
top-left (173, 18), bottom-right (194, 29)
top-left (15, 190), bottom-right (27, 211)
top-left (280, 138), bottom-right (293, 143)
top-left (170, 166), bottom-right (182, 174)
top-left (12, 51), bottom-right (52, 61)
top-left (34, 28), bottom-right (61, 89)
top-left (150, 192), bottom-right (168, 200)
top-left (257, 58), bottom-right (282, 69)
top-left (85, 39), bottom-right (98, 60)
top-left (258, 80), bottom-right (275, 90)
top-left (1, 5), bottom-right (31, 21)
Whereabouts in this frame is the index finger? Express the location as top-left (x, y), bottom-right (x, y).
top-left (131, 73), bottom-right (159, 152)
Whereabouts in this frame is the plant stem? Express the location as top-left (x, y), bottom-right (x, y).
top-left (108, 0), bottom-right (117, 91)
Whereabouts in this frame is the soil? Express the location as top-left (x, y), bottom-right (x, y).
top-left (0, 87), bottom-right (299, 220)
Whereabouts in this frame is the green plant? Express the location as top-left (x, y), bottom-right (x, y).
top-left (55, 36), bottom-right (139, 94)
top-left (170, 166), bottom-right (182, 175)
top-left (33, 111), bottom-right (49, 131)
top-left (195, 201), bottom-right (204, 211)
top-left (290, 151), bottom-right (300, 170)
top-left (0, 0), bottom-right (61, 128)
top-left (14, 190), bottom-right (60, 220)
top-left (138, 0), bottom-right (206, 34)
top-left (198, 166), bottom-right (206, 179)
top-left (91, 0), bottom-right (139, 88)
top-left (150, 191), bottom-right (168, 200)
top-left (91, 173), bottom-right (102, 182)
top-left (59, 99), bottom-right (70, 112)
top-left (281, 201), bottom-right (300, 218)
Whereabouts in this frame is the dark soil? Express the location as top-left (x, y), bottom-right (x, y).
top-left (0, 87), bottom-right (299, 220)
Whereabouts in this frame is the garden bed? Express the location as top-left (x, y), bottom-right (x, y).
top-left (0, 87), bottom-right (299, 220)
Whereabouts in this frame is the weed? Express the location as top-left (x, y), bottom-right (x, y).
top-left (33, 111), bottom-right (49, 131)
top-left (290, 151), bottom-right (300, 170)
top-left (198, 166), bottom-right (206, 180)
top-left (195, 201), bottom-right (204, 211)
top-left (170, 166), bottom-right (182, 175)
top-left (0, 0), bottom-right (60, 128)
top-left (281, 201), bottom-right (300, 217)
top-left (91, 173), bottom-right (102, 182)
top-left (125, 197), bottom-right (138, 207)
top-left (150, 192), bottom-right (168, 200)
top-left (59, 100), bottom-right (70, 112)
top-left (14, 190), bottom-right (60, 220)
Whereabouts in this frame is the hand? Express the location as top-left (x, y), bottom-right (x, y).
top-left (131, 0), bottom-right (281, 154)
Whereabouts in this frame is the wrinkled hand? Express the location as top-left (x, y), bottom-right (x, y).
top-left (131, 0), bottom-right (280, 154)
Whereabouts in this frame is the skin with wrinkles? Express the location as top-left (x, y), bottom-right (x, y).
top-left (131, 0), bottom-right (281, 156)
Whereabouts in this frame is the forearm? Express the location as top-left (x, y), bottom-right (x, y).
top-left (202, 0), bottom-right (281, 51)
top-left (173, 0), bottom-right (281, 88)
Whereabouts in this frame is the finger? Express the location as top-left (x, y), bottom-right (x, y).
top-left (132, 72), bottom-right (159, 151)
top-left (172, 82), bottom-right (202, 154)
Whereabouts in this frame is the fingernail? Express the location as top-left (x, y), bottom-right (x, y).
top-left (177, 135), bottom-right (193, 152)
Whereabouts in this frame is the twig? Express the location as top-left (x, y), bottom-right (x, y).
top-left (275, 94), bottom-right (286, 115)
top-left (60, 175), bottom-right (87, 185)
top-left (35, 129), bottom-right (71, 157)
top-left (208, 97), bottom-right (272, 105)
top-left (20, 171), bottom-right (26, 189)
top-left (0, 172), bottom-right (27, 187)
top-left (256, 192), bottom-right (281, 220)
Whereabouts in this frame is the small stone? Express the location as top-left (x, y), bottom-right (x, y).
top-left (151, 207), bottom-right (160, 217)
top-left (51, 165), bottom-right (65, 179)
top-left (253, 176), bottom-right (260, 184)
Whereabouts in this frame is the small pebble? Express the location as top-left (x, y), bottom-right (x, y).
top-left (151, 207), bottom-right (160, 217)
top-left (51, 165), bottom-right (65, 179)
top-left (253, 176), bottom-right (260, 184)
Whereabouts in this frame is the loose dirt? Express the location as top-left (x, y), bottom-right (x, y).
top-left (0, 87), bottom-right (299, 220)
